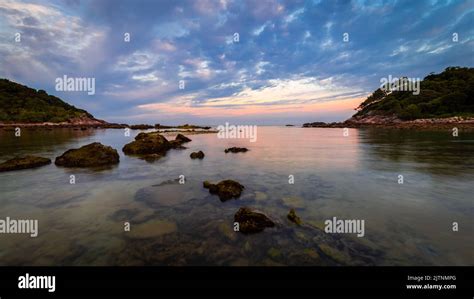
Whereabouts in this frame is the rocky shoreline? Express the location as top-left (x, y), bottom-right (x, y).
top-left (303, 116), bottom-right (474, 130)
top-left (0, 120), bottom-right (127, 129)
top-left (0, 119), bottom-right (215, 131)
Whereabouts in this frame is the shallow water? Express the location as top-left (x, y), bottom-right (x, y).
top-left (0, 127), bottom-right (472, 266)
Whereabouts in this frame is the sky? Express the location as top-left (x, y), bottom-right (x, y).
top-left (0, 0), bottom-right (473, 125)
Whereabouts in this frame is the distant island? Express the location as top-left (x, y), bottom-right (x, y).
top-left (304, 67), bottom-right (474, 128)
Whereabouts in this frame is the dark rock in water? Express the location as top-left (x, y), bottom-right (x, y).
top-left (234, 207), bottom-right (275, 234)
top-left (175, 134), bottom-right (192, 143)
top-left (55, 142), bottom-right (119, 167)
top-left (287, 208), bottom-right (302, 225)
top-left (203, 179), bottom-right (244, 201)
top-left (190, 151), bottom-right (205, 159)
top-left (302, 122), bottom-right (327, 128)
top-left (169, 140), bottom-right (187, 149)
top-left (123, 132), bottom-right (171, 155)
top-left (0, 155), bottom-right (51, 172)
top-left (80, 127), bottom-right (87, 131)
top-left (224, 147), bottom-right (248, 153)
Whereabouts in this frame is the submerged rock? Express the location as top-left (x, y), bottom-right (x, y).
top-left (287, 209), bottom-right (302, 225)
top-left (234, 207), bottom-right (275, 234)
top-left (318, 244), bottom-right (351, 265)
top-left (0, 155), bottom-right (51, 172)
top-left (190, 151), bottom-right (205, 159)
top-left (139, 153), bottom-right (165, 162)
top-left (224, 147), bottom-right (249, 153)
top-left (203, 179), bottom-right (244, 201)
top-left (127, 219), bottom-right (177, 239)
top-left (267, 247), bottom-right (282, 258)
top-left (281, 196), bottom-right (305, 209)
top-left (55, 142), bottom-right (119, 167)
top-left (123, 132), bottom-right (171, 155)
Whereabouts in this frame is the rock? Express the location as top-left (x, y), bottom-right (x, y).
top-left (190, 151), bottom-right (205, 159)
top-left (123, 132), bottom-right (171, 155)
top-left (167, 134), bottom-right (191, 149)
top-left (55, 142), bottom-right (119, 167)
top-left (175, 134), bottom-right (192, 143)
top-left (287, 208), bottom-right (302, 225)
top-left (0, 155), bottom-right (51, 172)
top-left (234, 207), bottom-right (275, 234)
top-left (203, 180), bottom-right (244, 201)
top-left (169, 140), bottom-right (187, 149)
top-left (224, 147), bottom-right (249, 153)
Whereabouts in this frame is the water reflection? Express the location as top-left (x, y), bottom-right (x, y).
top-left (358, 128), bottom-right (474, 176)
top-left (0, 127), bottom-right (98, 158)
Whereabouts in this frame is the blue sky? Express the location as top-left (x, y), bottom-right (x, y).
top-left (0, 0), bottom-right (473, 125)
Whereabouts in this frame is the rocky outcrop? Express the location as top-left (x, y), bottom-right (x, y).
top-left (303, 115), bottom-right (474, 129)
top-left (224, 147), bottom-right (249, 153)
top-left (55, 142), bottom-right (119, 167)
top-left (169, 140), bottom-right (186, 149)
top-left (234, 207), bottom-right (275, 234)
top-left (123, 132), bottom-right (171, 155)
top-left (175, 134), bottom-right (192, 143)
top-left (287, 208), bottom-right (302, 225)
top-left (169, 134), bottom-right (192, 149)
top-left (190, 151), bottom-right (205, 159)
top-left (203, 179), bottom-right (244, 201)
top-left (0, 155), bottom-right (51, 172)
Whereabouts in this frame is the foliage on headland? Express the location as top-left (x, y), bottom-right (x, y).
top-left (354, 67), bottom-right (474, 120)
top-left (0, 79), bottom-right (94, 123)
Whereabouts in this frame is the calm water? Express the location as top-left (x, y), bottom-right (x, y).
top-left (0, 127), bottom-right (472, 266)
